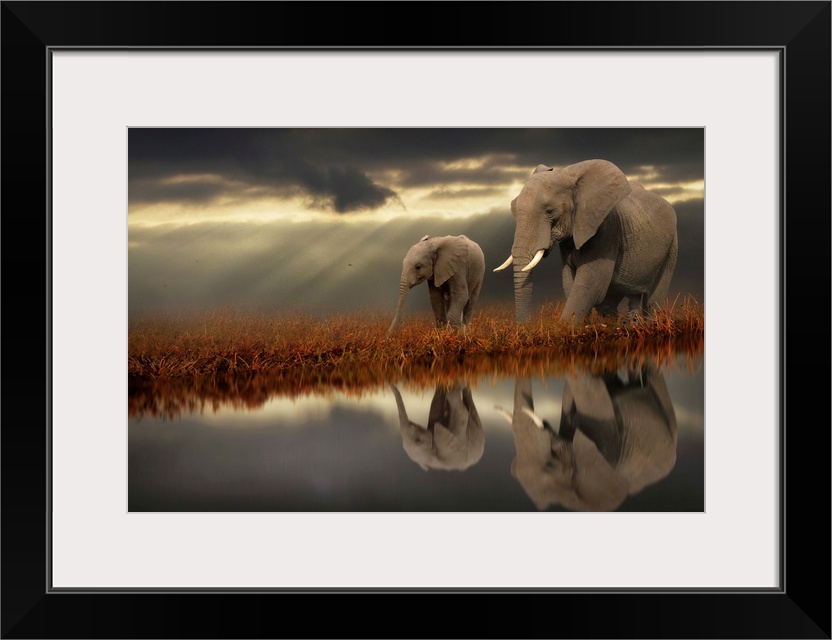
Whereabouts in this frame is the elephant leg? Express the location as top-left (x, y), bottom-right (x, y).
top-left (446, 293), bottom-right (469, 328)
top-left (631, 295), bottom-right (645, 321)
top-left (615, 296), bottom-right (634, 319)
top-left (644, 234), bottom-right (679, 313)
top-left (444, 387), bottom-right (468, 436)
top-left (428, 281), bottom-right (447, 327)
top-left (596, 294), bottom-right (623, 317)
top-left (559, 244), bottom-right (576, 302)
top-left (435, 279), bottom-right (467, 328)
top-left (561, 258), bottom-right (615, 322)
top-left (428, 385), bottom-right (449, 425)
top-left (561, 262), bottom-right (575, 301)
top-left (463, 280), bottom-right (482, 325)
top-left (598, 295), bottom-right (639, 322)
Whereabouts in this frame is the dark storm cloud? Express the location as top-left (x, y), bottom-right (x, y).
top-left (129, 128), bottom-right (704, 213)
top-left (369, 129), bottom-right (703, 190)
top-left (129, 129), bottom-right (400, 213)
top-left (305, 128), bottom-right (703, 176)
top-left (129, 177), bottom-right (264, 206)
top-left (303, 165), bottom-right (398, 213)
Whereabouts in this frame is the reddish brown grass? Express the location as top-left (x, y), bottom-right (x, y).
top-left (128, 297), bottom-right (703, 418)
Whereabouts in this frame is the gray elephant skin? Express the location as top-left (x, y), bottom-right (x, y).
top-left (389, 383), bottom-right (485, 472)
top-left (494, 159), bottom-right (678, 323)
top-left (388, 234), bottom-right (485, 334)
top-left (501, 365), bottom-right (677, 511)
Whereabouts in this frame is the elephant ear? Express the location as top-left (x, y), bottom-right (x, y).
top-left (433, 236), bottom-right (469, 287)
top-left (533, 164), bottom-right (553, 174)
top-left (568, 159), bottom-right (632, 249)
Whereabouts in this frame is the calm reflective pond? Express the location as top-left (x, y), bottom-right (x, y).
top-left (129, 359), bottom-right (703, 512)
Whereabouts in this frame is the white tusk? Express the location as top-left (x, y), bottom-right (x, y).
top-left (494, 406), bottom-right (513, 424)
top-left (521, 407), bottom-right (545, 429)
top-left (493, 255), bottom-right (514, 272)
top-left (521, 249), bottom-right (545, 272)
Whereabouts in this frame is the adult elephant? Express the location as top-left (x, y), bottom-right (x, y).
top-left (389, 383), bottom-right (485, 472)
top-left (388, 234), bottom-right (485, 334)
top-left (494, 160), bottom-right (678, 323)
top-left (496, 364), bottom-right (677, 511)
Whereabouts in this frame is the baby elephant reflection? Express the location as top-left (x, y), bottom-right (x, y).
top-left (389, 383), bottom-right (485, 471)
top-left (497, 365), bottom-right (677, 511)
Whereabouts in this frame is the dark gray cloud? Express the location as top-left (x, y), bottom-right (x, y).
top-left (129, 129), bottom-right (403, 213)
top-left (129, 177), bottom-right (263, 206)
top-left (308, 165), bottom-right (398, 213)
top-left (128, 128), bottom-right (704, 214)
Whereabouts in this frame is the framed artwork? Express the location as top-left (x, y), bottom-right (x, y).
top-left (126, 126), bottom-right (705, 514)
top-left (3, 2), bottom-right (829, 638)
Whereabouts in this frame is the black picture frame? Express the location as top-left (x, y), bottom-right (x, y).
top-left (2, 2), bottom-right (829, 638)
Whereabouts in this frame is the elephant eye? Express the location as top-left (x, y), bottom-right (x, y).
top-left (415, 264), bottom-right (422, 270)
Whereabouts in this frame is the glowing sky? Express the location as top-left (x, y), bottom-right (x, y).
top-left (128, 128), bottom-right (704, 317)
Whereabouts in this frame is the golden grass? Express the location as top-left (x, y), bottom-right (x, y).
top-left (128, 297), bottom-right (703, 418)
top-left (129, 297), bottom-right (703, 379)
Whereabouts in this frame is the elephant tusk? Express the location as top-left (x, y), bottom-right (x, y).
top-left (494, 406), bottom-right (513, 424)
top-left (521, 407), bottom-right (545, 429)
top-left (521, 249), bottom-right (545, 272)
top-left (493, 255), bottom-right (513, 272)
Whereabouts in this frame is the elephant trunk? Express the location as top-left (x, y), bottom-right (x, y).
top-left (511, 213), bottom-right (549, 324)
top-left (388, 281), bottom-right (411, 334)
top-left (388, 384), bottom-right (409, 428)
top-left (512, 254), bottom-right (534, 324)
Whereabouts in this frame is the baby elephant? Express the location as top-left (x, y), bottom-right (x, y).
top-left (388, 234), bottom-right (485, 334)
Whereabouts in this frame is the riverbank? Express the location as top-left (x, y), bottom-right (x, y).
top-left (129, 297), bottom-right (703, 380)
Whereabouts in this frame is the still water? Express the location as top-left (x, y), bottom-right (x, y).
top-left (129, 360), bottom-right (703, 512)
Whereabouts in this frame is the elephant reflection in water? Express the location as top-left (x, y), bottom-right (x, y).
top-left (497, 364), bottom-right (677, 511)
top-left (389, 383), bottom-right (485, 471)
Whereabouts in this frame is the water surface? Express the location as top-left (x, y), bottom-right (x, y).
top-left (129, 359), bottom-right (703, 512)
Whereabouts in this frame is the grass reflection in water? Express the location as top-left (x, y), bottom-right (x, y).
top-left (128, 300), bottom-right (702, 420)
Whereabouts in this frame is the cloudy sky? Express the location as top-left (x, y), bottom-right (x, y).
top-left (128, 128), bottom-right (704, 318)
